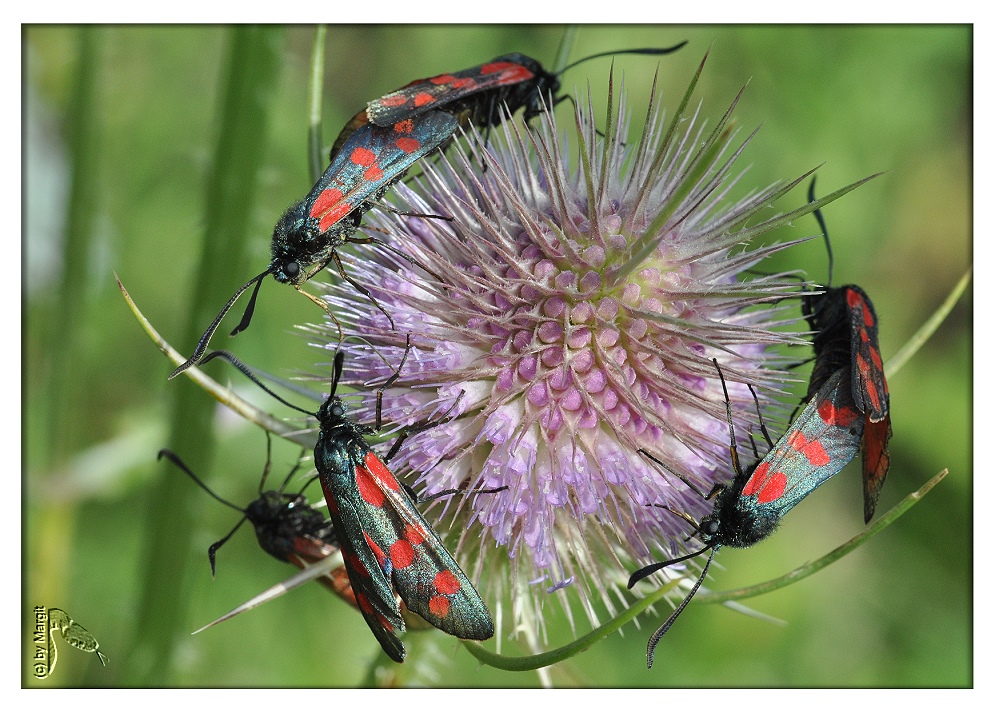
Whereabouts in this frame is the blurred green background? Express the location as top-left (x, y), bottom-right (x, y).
top-left (24, 25), bottom-right (970, 687)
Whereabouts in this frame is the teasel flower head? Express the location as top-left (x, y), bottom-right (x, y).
top-left (303, 61), bottom-right (822, 644)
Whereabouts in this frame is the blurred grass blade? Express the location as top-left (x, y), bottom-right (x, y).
top-left (695, 469), bottom-right (950, 604)
top-left (44, 26), bottom-right (102, 469)
top-left (129, 26), bottom-right (286, 685)
top-left (308, 24), bottom-right (327, 183)
top-left (553, 26), bottom-right (579, 73)
top-left (30, 25), bottom-right (102, 636)
top-left (885, 268), bottom-right (971, 379)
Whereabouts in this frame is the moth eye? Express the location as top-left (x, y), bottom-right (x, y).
top-left (703, 520), bottom-right (719, 535)
top-left (283, 261), bottom-right (300, 279)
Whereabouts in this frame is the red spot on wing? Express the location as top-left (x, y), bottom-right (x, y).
top-left (742, 462), bottom-right (785, 503)
top-left (789, 430), bottom-right (831, 467)
top-left (742, 462), bottom-right (770, 497)
top-left (317, 203), bottom-right (353, 232)
top-left (860, 328), bottom-right (870, 343)
top-left (430, 74), bottom-right (455, 85)
top-left (413, 92), bottom-right (435, 107)
top-left (356, 465), bottom-right (386, 507)
top-left (846, 288), bottom-right (863, 309)
top-left (818, 399), bottom-right (860, 427)
top-left (356, 592), bottom-right (374, 614)
top-left (479, 62), bottom-right (535, 83)
top-left (429, 594), bottom-right (450, 618)
top-left (310, 188), bottom-right (345, 218)
top-left (364, 531), bottom-right (388, 570)
top-left (394, 119), bottom-right (414, 134)
top-left (435, 570), bottom-right (461, 595)
top-left (452, 77), bottom-right (476, 89)
top-left (348, 553), bottom-right (369, 577)
top-left (363, 165), bottom-right (384, 182)
top-left (866, 379), bottom-right (882, 412)
top-left (756, 472), bottom-right (787, 504)
top-left (864, 421), bottom-right (888, 473)
top-left (350, 147), bottom-right (377, 166)
top-left (869, 347), bottom-right (883, 370)
top-left (389, 539), bottom-right (415, 569)
top-left (380, 96), bottom-right (408, 108)
top-left (364, 452), bottom-right (402, 492)
top-left (395, 136), bottom-right (421, 153)
top-left (404, 523), bottom-right (427, 546)
top-left (862, 301), bottom-right (875, 327)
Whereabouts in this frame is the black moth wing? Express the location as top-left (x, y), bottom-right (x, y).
top-left (318, 452), bottom-right (408, 663)
top-left (734, 369), bottom-right (863, 519)
top-left (844, 285), bottom-right (889, 423)
top-left (357, 453), bottom-right (495, 641)
top-left (366, 57), bottom-right (540, 127)
top-left (306, 110), bottom-right (459, 232)
top-left (324, 488), bottom-right (408, 662)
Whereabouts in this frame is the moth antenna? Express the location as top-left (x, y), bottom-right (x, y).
top-left (169, 268), bottom-right (271, 379)
top-left (712, 358), bottom-right (744, 478)
top-left (229, 271), bottom-right (268, 337)
top-left (628, 544), bottom-right (711, 589)
top-left (198, 350), bottom-right (314, 417)
top-left (158, 449), bottom-right (243, 513)
top-left (808, 175), bottom-right (834, 287)
top-left (748, 382), bottom-right (774, 449)
top-left (557, 41), bottom-right (689, 76)
top-left (158, 448), bottom-right (253, 578)
top-left (330, 350), bottom-right (345, 397)
top-left (645, 547), bottom-right (717, 668)
top-left (207, 517), bottom-right (252, 578)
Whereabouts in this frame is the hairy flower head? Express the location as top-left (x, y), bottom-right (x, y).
top-left (303, 65), bottom-right (817, 642)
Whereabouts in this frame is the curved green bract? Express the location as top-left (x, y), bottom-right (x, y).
top-left (885, 268), bottom-right (971, 379)
top-left (462, 577), bottom-right (680, 671)
top-left (694, 468), bottom-right (949, 605)
top-left (464, 468), bottom-right (947, 671)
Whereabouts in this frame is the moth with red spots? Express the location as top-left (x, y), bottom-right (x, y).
top-left (311, 349), bottom-right (495, 662)
top-left (629, 360), bottom-right (863, 668)
top-left (330, 43), bottom-right (688, 156)
top-left (171, 110), bottom-right (458, 379)
top-left (158, 446), bottom-right (358, 606)
top-left (195, 346), bottom-right (495, 663)
top-left (803, 177), bottom-right (892, 523)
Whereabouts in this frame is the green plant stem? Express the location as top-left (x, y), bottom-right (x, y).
top-left (464, 468), bottom-right (947, 672)
top-left (462, 576), bottom-right (680, 671)
top-left (116, 274), bottom-right (305, 442)
top-left (128, 26), bottom-right (285, 685)
top-left (695, 468), bottom-right (950, 604)
top-left (885, 268), bottom-right (971, 379)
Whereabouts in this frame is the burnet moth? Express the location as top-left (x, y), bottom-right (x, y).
top-left (196, 342), bottom-right (496, 663)
top-left (330, 42), bottom-right (688, 156)
top-left (158, 441), bottom-right (357, 605)
top-left (803, 177), bottom-right (892, 523)
top-left (170, 110), bottom-right (458, 379)
top-left (629, 359), bottom-right (863, 668)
